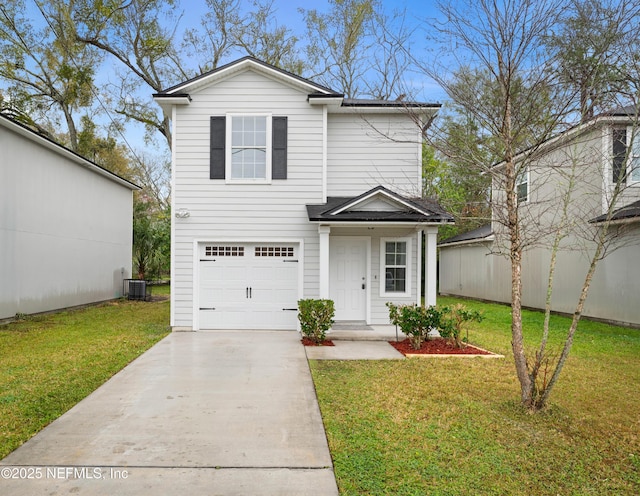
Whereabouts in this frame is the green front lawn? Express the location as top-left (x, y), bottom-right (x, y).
top-left (311, 297), bottom-right (640, 495)
top-left (0, 295), bottom-right (170, 458)
top-left (2, 291), bottom-right (638, 494)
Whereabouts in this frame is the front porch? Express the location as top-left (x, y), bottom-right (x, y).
top-left (307, 185), bottom-right (454, 325)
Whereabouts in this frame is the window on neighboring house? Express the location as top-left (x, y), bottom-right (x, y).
top-left (631, 131), bottom-right (640, 183)
top-left (381, 239), bottom-right (411, 297)
top-left (612, 128), bottom-right (627, 184)
top-left (209, 114), bottom-right (287, 181)
top-left (612, 127), bottom-right (640, 184)
top-left (516, 168), bottom-right (529, 203)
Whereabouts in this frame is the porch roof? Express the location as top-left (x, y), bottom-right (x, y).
top-left (306, 186), bottom-right (454, 224)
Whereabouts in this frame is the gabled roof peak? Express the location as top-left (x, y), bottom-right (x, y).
top-left (306, 185), bottom-right (454, 224)
top-left (153, 56), bottom-right (441, 113)
top-left (155, 56), bottom-right (340, 97)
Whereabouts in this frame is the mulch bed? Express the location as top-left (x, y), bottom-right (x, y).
top-left (389, 338), bottom-right (492, 356)
top-left (301, 337), bottom-right (335, 346)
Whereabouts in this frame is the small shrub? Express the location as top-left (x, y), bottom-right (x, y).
top-left (298, 299), bottom-right (335, 345)
top-left (387, 302), bottom-right (483, 349)
top-left (386, 303), bottom-right (442, 349)
top-left (439, 304), bottom-right (484, 347)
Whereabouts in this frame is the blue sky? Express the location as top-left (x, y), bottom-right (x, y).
top-left (13, 0), bottom-right (447, 155)
top-left (178, 0), bottom-right (448, 101)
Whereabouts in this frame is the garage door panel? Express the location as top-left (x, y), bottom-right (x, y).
top-left (198, 243), bottom-right (299, 330)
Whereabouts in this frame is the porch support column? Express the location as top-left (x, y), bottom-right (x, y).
top-left (425, 226), bottom-right (438, 307)
top-left (318, 225), bottom-right (331, 298)
top-left (417, 230), bottom-right (423, 307)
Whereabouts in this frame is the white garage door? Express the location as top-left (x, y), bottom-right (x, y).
top-left (198, 243), bottom-right (299, 330)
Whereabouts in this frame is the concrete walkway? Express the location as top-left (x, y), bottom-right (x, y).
top-left (305, 325), bottom-right (407, 360)
top-left (1, 331), bottom-right (339, 495)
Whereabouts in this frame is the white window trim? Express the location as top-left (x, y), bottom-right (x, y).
top-left (225, 113), bottom-right (272, 184)
top-left (628, 127), bottom-right (640, 184)
top-left (380, 237), bottom-right (412, 298)
top-left (516, 167), bottom-right (529, 203)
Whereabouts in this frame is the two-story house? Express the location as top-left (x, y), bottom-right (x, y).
top-left (153, 57), bottom-right (453, 331)
top-left (439, 106), bottom-right (640, 327)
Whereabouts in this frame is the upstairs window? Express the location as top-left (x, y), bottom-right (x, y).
top-left (631, 132), bottom-right (640, 182)
top-left (612, 128), bottom-right (627, 184)
top-left (210, 115), bottom-right (288, 182)
top-left (612, 127), bottom-right (640, 184)
top-left (516, 168), bottom-right (529, 203)
top-left (230, 115), bottom-right (268, 180)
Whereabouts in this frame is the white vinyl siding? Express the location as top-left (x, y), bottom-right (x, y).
top-left (171, 69), bottom-right (324, 327)
top-left (327, 113), bottom-right (421, 196)
top-left (1, 121), bottom-right (135, 319)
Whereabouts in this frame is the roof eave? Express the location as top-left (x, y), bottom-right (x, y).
top-left (0, 115), bottom-right (140, 191)
top-left (308, 219), bottom-right (454, 227)
top-left (152, 93), bottom-right (192, 111)
top-left (333, 101), bottom-right (440, 115)
top-left (438, 235), bottom-right (494, 247)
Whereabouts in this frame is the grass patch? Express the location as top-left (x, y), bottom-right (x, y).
top-left (311, 297), bottom-right (640, 495)
top-left (0, 292), bottom-right (170, 459)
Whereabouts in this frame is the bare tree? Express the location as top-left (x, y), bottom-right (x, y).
top-left (129, 149), bottom-right (171, 212)
top-left (545, 0), bottom-right (640, 122)
top-left (182, 0), bottom-right (243, 75)
top-left (68, 0), bottom-right (189, 149)
top-left (301, 0), bottom-right (413, 99)
top-left (183, 0), bottom-right (303, 75)
top-left (418, 0), bottom-right (640, 411)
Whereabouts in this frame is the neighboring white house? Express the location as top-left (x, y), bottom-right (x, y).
top-left (153, 57), bottom-right (453, 331)
top-left (0, 113), bottom-right (139, 320)
top-left (439, 107), bottom-right (640, 327)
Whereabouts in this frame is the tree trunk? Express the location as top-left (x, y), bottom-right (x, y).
top-left (537, 224), bottom-right (607, 408)
top-left (62, 104), bottom-right (78, 151)
top-left (508, 195), bottom-right (531, 407)
top-left (501, 81), bottom-right (533, 408)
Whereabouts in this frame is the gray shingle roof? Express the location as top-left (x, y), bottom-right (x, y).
top-left (438, 224), bottom-right (493, 246)
top-left (589, 200), bottom-right (640, 224)
top-left (306, 186), bottom-right (453, 224)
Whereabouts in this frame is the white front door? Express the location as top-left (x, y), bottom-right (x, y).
top-left (330, 237), bottom-right (368, 321)
top-left (198, 243), bottom-right (299, 330)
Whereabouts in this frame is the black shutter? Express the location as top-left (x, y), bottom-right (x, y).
top-left (272, 116), bottom-right (287, 179)
top-left (210, 116), bottom-right (225, 179)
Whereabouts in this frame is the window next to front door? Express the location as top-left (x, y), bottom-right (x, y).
top-left (380, 238), bottom-right (411, 298)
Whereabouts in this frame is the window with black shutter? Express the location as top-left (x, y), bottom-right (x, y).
top-left (209, 115), bottom-right (287, 182)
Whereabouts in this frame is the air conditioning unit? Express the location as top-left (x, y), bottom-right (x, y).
top-left (123, 279), bottom-right (151, 301)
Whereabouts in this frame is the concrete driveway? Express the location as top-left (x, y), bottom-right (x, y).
top-left (1, 331), bottom-right (339, 495)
